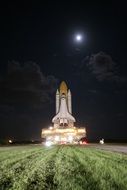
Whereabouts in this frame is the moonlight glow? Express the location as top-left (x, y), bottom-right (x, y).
top-left (74, 33), bottom-right (84, 43)
top-left (76, 34), bottom-right (82, 41)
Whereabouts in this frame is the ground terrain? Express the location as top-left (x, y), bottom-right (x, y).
top-left (0, 144), bottom-right (127, 190)
top-left (89, 143), bottom-right (127, 154)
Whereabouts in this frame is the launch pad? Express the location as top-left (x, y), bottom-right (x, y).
top-left (42, 126), bottom-right (86, 144)
top-left (41, 81), bottom-right (86, 144)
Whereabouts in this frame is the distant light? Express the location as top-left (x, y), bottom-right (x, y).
top-left (45, 141), bottom-right (52, 147)
top-left (47, 136), bottom-right (51, 140)
top-left (49, 126), bottom-right (53, 130)
top-left (55, 136), bottom-right (59, 141)
top-left (61, 137), bottom-right (67, 141)
top-left (100, 139), bottom-right (104, 144)
top-left (68, 136), bottom-right (73, 142)
top-left (9, 140), bottom-right (12, 143)
top-left (79, 140), bottom-right (87, 145)
top-left (82, 141), bottom-right (88, 145)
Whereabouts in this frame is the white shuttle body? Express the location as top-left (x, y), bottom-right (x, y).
top-left (52, 81), bottom-right (75, 127)
top-left (41, 81), bottom-right (86, 143)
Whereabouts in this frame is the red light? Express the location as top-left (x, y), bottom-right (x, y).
top-left (82, 141), bottom-right (88, 145)
top-left (60, 141), bottom-right (67, 144)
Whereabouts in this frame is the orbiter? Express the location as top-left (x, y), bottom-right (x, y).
top-left (41, 81), bottom-right (86, 143)
top-left (52, 81), bottom-right (75, 127)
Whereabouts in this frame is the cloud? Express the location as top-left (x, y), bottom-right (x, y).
top-left (0, 61), bottom-right (58, 139)
top-left (0, 61), bottom-right (58, 109)
top-left (85, 52), bottom-right (127, 82)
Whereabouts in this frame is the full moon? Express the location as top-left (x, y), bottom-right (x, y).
top-left (76, 34), bottom-right (82, 41)
top-left (74, 33), bottom-right (84, 43)
top-left (72, 32), bottom-right (85, 44)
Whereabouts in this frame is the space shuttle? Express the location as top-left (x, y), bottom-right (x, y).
top-left (52, 81), bottom-right (75, 126)
top-left (42, 81), bottom-right (86, 142)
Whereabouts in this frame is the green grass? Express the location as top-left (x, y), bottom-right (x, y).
top-left (0, 145), bottom-right (127, 190)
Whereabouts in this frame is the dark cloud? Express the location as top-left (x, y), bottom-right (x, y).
top-left (0, 61), bottom-right (58, 108)
top-left (0, 61), bottom-right (58, 139)
top-left (84, 52), bottom-right (127, 82)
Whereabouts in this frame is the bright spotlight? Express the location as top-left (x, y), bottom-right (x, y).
top-left (49, 126), bottom-right (53, 130)
top-left (45, 141), bottom-right (52, 147)
top-left (55, 136), bottom-right (59, 141)
top-left (68, 136), bottom-right (73, 142)
top-left (100, 139), bottom-right (104, 144)
top-left (9, 140), bottom-right (12, 143)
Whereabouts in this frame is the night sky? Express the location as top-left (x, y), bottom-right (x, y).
top-left (0, 1), bottom-right (127, 141)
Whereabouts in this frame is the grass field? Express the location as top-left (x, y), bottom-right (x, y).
top-left (0, 145), bottom-right (127, 190)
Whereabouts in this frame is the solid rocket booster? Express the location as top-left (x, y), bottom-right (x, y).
top-left (56, 89), bottom-right (59, 114)
top-left (67, 89), bottom-right (72, 114)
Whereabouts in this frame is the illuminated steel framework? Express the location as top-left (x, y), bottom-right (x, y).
top-left (41, 81), bottom-right (86, 144)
